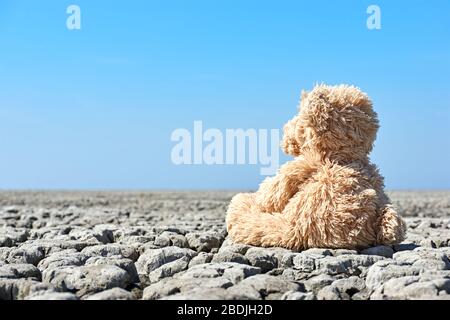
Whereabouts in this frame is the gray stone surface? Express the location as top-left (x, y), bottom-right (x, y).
top-left (245, 248), bottom-right (279, 272)
top-left (81, 244), bottom-right (139, 261)
top-left (186, 232), bottom-right (224, 252)
top-left (135, 246), bottom-right (197, 284)
top-left (0, 263), bottom-right (41, 280)
top-left (360, 245), bottom-right (394, 258)
top-left (280, 291), bottom-right (315, 300)
top-left (85, 256), bottom-right (139, 283)
top-left (317, 276), bottom-right (367, 300)
top-left (177, 262), bottom-right (261, 285)
top-left (26, 291), bottom-right (79, 300)
top-left (228, 274), bottom-right (303, 300)
top-left (142, 277), bottom-right (234, 300)
top-left (1, 190), bottom-right (450, 300)
top-left (85, 287), bottom-right (135, 300)
top-left (43, 265), bottom-right (131, 296)
top-left (212, 250), bottom-right (250, 264)
top-left (188, 252), bottom-right (214, 267)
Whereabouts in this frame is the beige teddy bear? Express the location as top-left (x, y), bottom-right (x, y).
top-left (226, 84), bottom-right (406, 250)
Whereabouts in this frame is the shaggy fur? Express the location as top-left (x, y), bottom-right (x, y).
top-left (226, 84), bottom-right (406, 250)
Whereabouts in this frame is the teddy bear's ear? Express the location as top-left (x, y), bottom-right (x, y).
top-left (281, 115), bottom-right (302, 156)
top-left (280, 90), bottom-right (309, 156)
top-left (298, 90), bottom-right (309, 112)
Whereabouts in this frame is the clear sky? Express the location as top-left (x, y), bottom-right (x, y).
top-left (0, 0), bottom-right (449, 190)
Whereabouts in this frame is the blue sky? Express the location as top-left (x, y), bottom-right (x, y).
top-left (0, 0), bottom-right (449, 190)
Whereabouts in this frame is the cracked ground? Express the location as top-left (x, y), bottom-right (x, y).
top-left (0, 190), bottom-right (449, 300)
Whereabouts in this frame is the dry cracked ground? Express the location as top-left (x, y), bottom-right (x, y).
top-left (1, 190), bottom-right (450, 300)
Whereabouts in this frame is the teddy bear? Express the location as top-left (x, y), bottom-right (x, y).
top-left (226, 84), bottom-right (406, 250)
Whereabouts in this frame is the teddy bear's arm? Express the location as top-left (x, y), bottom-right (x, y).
top-left (255, 158), bottom-right (316, 213)
top-left (376, 204), bottom-right (406, 245)
top-left (365, 163), bottom-right (407, 245)
top-left (375, 189), bottom-right (406, 244)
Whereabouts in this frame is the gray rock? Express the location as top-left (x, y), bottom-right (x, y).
top-left (0, 279), bottom-right (50, 300)
top-left (351, 290), bottom-right (371, 300)
top-left (26, 291), bottom-right (79, 300)
top-left (153, 233), bottom-right (171, 247)
top-left (153, 226), bottom-right (188, 235)
top-left (148, 256), bottom-right (190, 283)
top-left (365, 260), bottom-right (422, 290)
top-left (0, 263), bottom-right (41, 280)
top-left (116, 235), bottom-right (154, 246)
top-left (301, 248), bottom-right (333, 256)
top-left (139, 242), bottom-right (161, 253)
top-left (92, 224), bottom-right (117, 243)
top-left (85, 256), bottom-right (139, 283)
top-left (0, 228), bottom-right (28, 247)
top-left (66, 228), bottom-right (110, 244)
top-left (219, 239), bottom-right (251, 255)
top-left (7, 245), bottom-right (45, 265)
top-left (113, 226), bottom-right (155, 243)
top-left (135, 247), bottom-right (197, 279)
top-left (331, 249), bottom-right (358, 256)
top-left (317, 285), bottom-right (342, 300)
top-left (154, 231), bottom-right (189, 248)
top-left (317, 276), bottom-right (366, 300)
top-left (28, 226), bottom-right (70, 241)
top-left (281, 268), bottom-right (310, 281)
top-left (393, 247), bottom-right (450, 270)
top-left (212, 250), bottom-right (250, 264)
top-left (188, 252), bottom-right (214, 267)
top-left (19, 239), bottom-right (97, 255)
top-left (413, 259), bottom-right (449, 270)
top-left (142, 276), bottom-right (233, 300)
top-left (264, 247), bottom-right (295, 266)
top-left (292, 254), bottom-right (316, 272)
top-left (162, 287), bottom-right (241, 300)
top-left (85, 287), bottom-right (135, 300)
top-left (0, 248), bottom-right (12, 262)
top-left (229, 274), bottom-right (303, 299)
top-left (227, 282), bottom-right (261, 300)
top-left (303, 274), bottom-right (336, 293)
top-left (245, 248), bottom-right (278, 272)
top-left (81, 244), bottom-right (139, 261)
top-left (279, 253), bottom-right (296, 268)
top-left (360, 246), bottom-right (394, 258)
top-left (186, 232), bottom-right (224, 253)
top-left (393, 243), bottom-right (420, 252)
top-left (280, 291), bottom-right (315, 300)
top-left (43, 265), bottom-right (131, 296)
top-left (316, 254), bottom-right (383, 276)
top-left (372, 275), bottom-right (450, 299)
top-left (266, 268), bottom-right (285, 276)
top-left (37, 250), bottom-right (88, 271)
top-left (380, 276), bottom-right (429, 299)
top-left (286, 252), bottom-right (383, 278)
top-left (222, 265), bottom-right (260, 284)
top-left (178, 262), bottom-right (260, 285)
top-left (0, 265), bottom-right (16, 279)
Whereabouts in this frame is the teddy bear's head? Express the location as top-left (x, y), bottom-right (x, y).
top-left (281, 84), bottom-right (379, 161)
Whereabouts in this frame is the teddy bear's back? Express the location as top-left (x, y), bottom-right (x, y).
top-left (282, 159), bottom-right (385, 250)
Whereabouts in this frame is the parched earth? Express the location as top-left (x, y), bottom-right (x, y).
top-left (0, 190), bottom-right (449, 300)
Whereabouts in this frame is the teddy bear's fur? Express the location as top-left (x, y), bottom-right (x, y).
top-left (226, 84), bottom-right (406, 250)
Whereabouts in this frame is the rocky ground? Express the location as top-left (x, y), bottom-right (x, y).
top-left (0, 190), bottom-right (449, 300)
